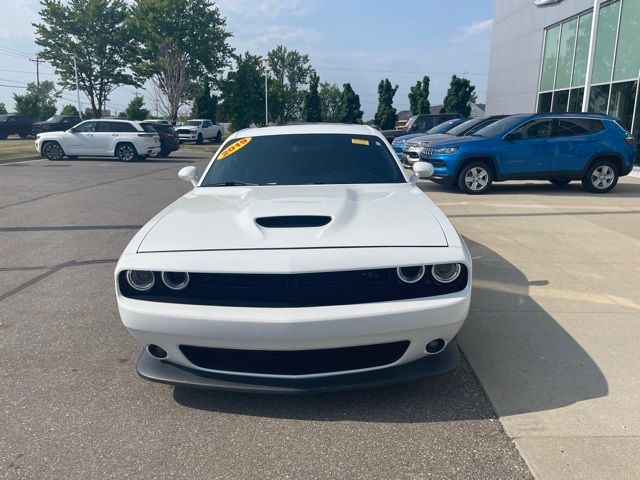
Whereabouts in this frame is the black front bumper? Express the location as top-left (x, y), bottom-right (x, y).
top-left (136, 340), bottom-right (460, 394)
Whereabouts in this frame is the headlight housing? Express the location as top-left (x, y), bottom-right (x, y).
top-left (126, 270), bottom-right (155, 291)
top-left (397, 265), bottom-right (426, 284)
top-left (433, 147), bottom-right (460, 155)
top-left (161, 271), bottom-right (190, 291)
top-left (431, 263), bottom-right (462, 284)
top-left (190, 128), bottom-right (197, 132)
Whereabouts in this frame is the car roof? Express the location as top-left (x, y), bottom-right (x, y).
top-left (508, 112), bottom-right (615, 121)
top-left (231, 123), bottom-right (380, 138)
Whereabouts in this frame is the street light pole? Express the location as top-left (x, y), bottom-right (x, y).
top-left (582, 0), bottom-right (600, 112)
top-left (73, 56), bottom-right (82, 118)
top-left (263, 58), bottom-right (268, 126)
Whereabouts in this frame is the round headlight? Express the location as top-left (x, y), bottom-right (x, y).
top-left (431, 263), bottom-right (461, 284)
top-left (161, 271), bottom-right (190, 291)
top-left (126, 270), bottom-right (155, 291)
top-left (397, 265), bottom-right (425, 284)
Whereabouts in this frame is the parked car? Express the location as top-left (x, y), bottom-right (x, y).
top-left (143, 119), bottom-right (172, 126)
top-left (141, 121), bottom-right (180, 157)
top-left (418, 113), bottom-right (636, 194)
top-left (391, 118), bottom-right (467, 158)
top-left (176, 119), bottom-right (223, 144)
top-left (0, 114), bottom-right (32, 140)
top-left (382, 113), bottom-right (461, 143)
top-left (32, 115), bottom-right (82, 136)
top-left (401, 115), bottom-right (508, 165)
top-left (35, 119), bottom-right (161, 161)
top-left (115, 124), bottom-right (472, 393)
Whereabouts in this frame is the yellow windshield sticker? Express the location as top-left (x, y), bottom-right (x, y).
top-left (351, 138), bottom-right (369, 146)
top-left (217, 137), bottom-right (252, 159)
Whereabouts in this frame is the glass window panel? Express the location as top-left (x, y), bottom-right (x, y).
top-left (568, 88), bottom-right (585, 112)
top-left (608, 80), bottom-right (637, 131)
top-left (540, 26), bottom-right (560, 91)
top-left (572, 12), bottom-right (593, 86)
top-left (592, 1), bottom-right (621, 84)
top-left (613, 0), bottom-right (640, 81)
top-left (555, 18), bottom-right (577, 89)
top-left (552, 89), bottom-right (570, 112)
top-left (589, 84), bottom-right (610, 113)
top-left (538, 92), bottom-right (553, 113)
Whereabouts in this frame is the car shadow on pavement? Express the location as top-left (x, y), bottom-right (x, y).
top-left (423, 180), bottom-right (640, 198)
top-left (172, 238), bottom-right (607, 422)
top-left (58, 157), bottom-right (199, 164)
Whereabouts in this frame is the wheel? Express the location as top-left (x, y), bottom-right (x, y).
top-left (196, 133), bottom-right (203, 145)
top-left (116, 143), bottom-right (137, 162)
top-left (457, 161), bottom-right (493, 194)
top-left (42, 141), bottom-right (65, 160)
top-left (214, 131), bottom-right (222, 143)
top-left (549, 179), bottom-right (571, 186)
top-left (582, 160), bottom-right (618, 193)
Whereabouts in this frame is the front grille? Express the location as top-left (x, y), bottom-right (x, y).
top-left (118, 266), bottom-right (468, 307)
top-left (422, 147), bottom-right (435, 156)
top-left (176, 129), bottom-right (191, 135)
top-left (179, 341), bottom-right (410, 375)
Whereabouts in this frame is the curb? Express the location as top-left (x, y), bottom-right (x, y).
top-left (631, 166), bottom-right (640, 178)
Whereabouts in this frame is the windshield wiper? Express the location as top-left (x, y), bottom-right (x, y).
top-left (201, 181), bottom-right (259, 187)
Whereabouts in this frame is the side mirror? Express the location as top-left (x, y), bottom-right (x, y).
top-left (178, 166), bottom-right (198, 187)
top-left (411, 161), bottom-right (434, 184)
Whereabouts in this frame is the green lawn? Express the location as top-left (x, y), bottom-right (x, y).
top-left (0, 138), bottom-right (38, 160)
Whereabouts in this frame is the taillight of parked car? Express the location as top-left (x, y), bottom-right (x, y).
top-left (625, 135), bottom-right (635, 147)
top-left (163, 133), bottom-right (174, 139)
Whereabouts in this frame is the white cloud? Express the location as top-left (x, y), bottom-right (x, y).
top-left (450, 19), bottom-right (493, 44)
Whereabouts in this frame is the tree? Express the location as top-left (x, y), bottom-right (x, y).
top-left (124, 95), bottom-right (149, 120)
top-left (374, 79), bottom-right (398, 130)
top-left (302, 72), bottom-right (322, 122)
top-left (220, 53), bottom-right (265, 131)
top-left (0, 102), bottom-right (7, 115)
top-left (267, 45), bottom-right (313, 124)
top-left (192, 82), bottom-right (217, 121)
top-left (34, 0), bottom-right (141, 119)
top-left (60, 104), bottom-right (79, 116)
top-left (440, 75), bottom-right (475, 117)
top-left (129, 0), bottom-right (232, 122)
top-left (408, 76), bottom-right (431, 115)
top-left (319, 82), bottom-right (341, 122)
top-left (13, 81), bottom-right (59, 121)
top-left (337, 83), bottom-right (363, 124)
top-left (83, 107), bottom-right (95, 119)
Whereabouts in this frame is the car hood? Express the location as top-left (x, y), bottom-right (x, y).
top-left (137, 184), bottom-right (448, 252)
top-left (382, 129), bottom-right (409, 139)
top-left (404, 133), bottom-right (452, 145)
top-left (392, 133), bottom-right (423, 144)
top-left (428, 135), bottom-right (492, 147)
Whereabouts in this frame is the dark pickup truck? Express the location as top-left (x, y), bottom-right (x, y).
top-left (382, 113), bottom-right (461, 143)
top-left (0, 114), bottom-right (32, 140)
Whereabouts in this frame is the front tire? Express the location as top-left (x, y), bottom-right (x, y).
top-left (582, 160), bottom-right (618, 193)
top-left (42, 141), bottom-right (65, 160)
top-left (214, 131), bottom-right (222, 143)
top-left (196, 133), bottom-right (203, 145)
top-left (116, 143), bottom-right (138, 162)
top-left (457, 161), bottom-right (493, 194)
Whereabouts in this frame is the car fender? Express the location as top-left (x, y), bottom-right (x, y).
top-left (452, 152), bottom-right (500, 180)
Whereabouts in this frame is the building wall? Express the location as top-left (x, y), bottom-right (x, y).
top-left (486, 0), bottom-right (593, 114)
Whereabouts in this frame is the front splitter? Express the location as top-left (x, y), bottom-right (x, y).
top-left (136, 341), bottom-right (460, 394)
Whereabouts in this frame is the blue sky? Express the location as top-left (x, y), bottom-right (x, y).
top-left (0, 0), bottom-right (494, 119)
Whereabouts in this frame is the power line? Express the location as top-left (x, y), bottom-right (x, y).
top-left (0, 43), bottom-right (37, 57)
top-left (0, 83), bottom-right (28, 89)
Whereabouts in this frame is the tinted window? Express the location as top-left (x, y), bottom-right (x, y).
top-left (425, 119), bottom-right (464, 135)
top-left (96, 121), bottom-right (136, 133)
top-left (73, 121), bottom-right (96, 133)
top-left (510, 119), bottom-right (554, 139)
top-left (203, 121), bottom-right (212, 127)
top-left (555, 119), bottom-right (604, 137)
top-left (201, 134), bottom-right (404, 186)
top-left (184, 120), bottom-right (201, 126)
top-left (474, 116), bottom-right (528, 137)
top-left (45, 115), bottom-right (63, 123)
top-left (141, 124), bottom-right (157, 133)
top-left (143, 123), bottom-right (171, 133)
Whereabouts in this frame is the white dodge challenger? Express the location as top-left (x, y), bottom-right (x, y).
top-left (115, 124), bottom-right (471, 393)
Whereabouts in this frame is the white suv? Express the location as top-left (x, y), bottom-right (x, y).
top-left (176, 119), bottom-right (223, 144)
top-left (35, 119), bottom-right (161, 161)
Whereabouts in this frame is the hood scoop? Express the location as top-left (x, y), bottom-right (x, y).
top-left (255, 215), bottom-right (332, 228)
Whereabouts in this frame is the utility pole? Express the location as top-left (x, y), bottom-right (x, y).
top-left (263, 58), bottom-right (269, 126)
top-left (29, 56), bottom-right (43, 87)
top-left (73, 56), bottom-right (82, 118)
top-left (582, 0), bottom-right (601, 112)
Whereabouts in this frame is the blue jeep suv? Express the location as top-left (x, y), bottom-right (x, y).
top-left (418, 113), bottom-right (636, 194)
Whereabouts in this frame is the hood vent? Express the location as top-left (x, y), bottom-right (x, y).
top-left (255, 215), bottom-right (332, 228)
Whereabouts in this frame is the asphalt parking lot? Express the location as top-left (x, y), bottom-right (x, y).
top-left (1, 152), bottom-right (639, 479)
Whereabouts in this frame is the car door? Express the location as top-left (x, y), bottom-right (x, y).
top-left (65, 121), bottom-right (97, 155)
top-left (498, 119), bottom-right (555, 178)
top-left (203, 120), bottom-right (214, 138)
top-left (552, 118), bottom-right (605, 174)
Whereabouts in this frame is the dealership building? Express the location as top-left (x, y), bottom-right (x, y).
top-left (486, 0), bottom-right (640, 142)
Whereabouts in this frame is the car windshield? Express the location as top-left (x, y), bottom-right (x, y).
top-left (472, 116), bottom-right (525, 137)
top-left (201, 133), bottom-right (405, 186)
top-left (447, 118), bottom-right (486, 136)
top-left (45, 115), bottom-right (62, 123)
top-left (0, 115), bottom-right (10, 122)
top-left (425, 119), bottom-right (461, 135)
top-left (183, 120), bottom-right (201, 126)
